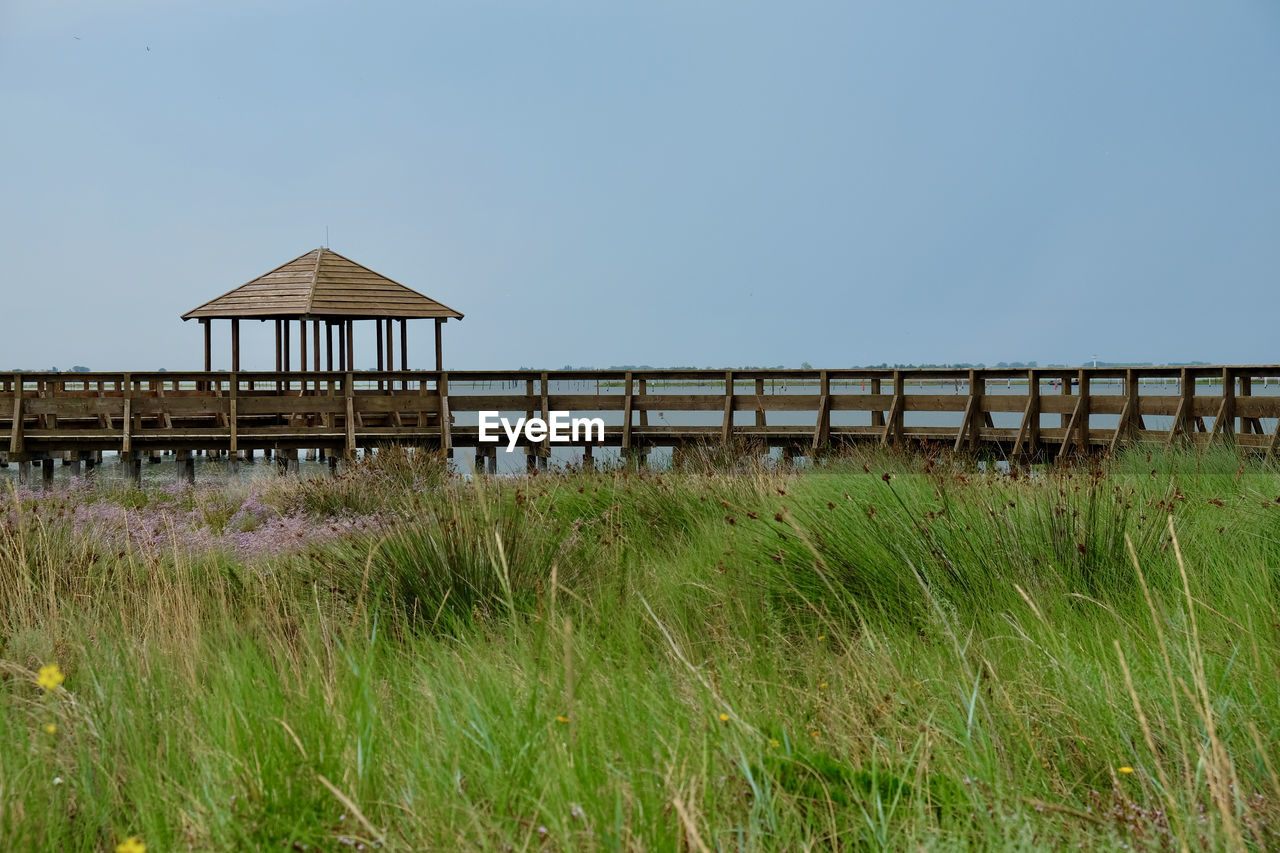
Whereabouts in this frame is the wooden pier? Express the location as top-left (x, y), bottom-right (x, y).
top-left (4, 366), bottom-right (1280, 484)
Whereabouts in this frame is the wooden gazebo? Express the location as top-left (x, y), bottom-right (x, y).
top-left (182, 248), bottom-right (463, 372)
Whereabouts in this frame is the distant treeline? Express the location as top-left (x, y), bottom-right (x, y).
top-left (10, 361), bottom-right (1218, 373)
top-left (544, 361), bottom-right (1216, 371)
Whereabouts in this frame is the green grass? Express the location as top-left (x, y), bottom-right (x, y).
top-left (2, 447), bottom-right (1279, 850)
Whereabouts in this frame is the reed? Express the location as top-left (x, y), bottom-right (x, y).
top-left (0, 447), bottom-right (1277, 849)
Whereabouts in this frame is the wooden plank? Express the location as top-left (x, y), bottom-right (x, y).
top-left (439, 373), bottom-right (451, 453)
top-left (1210, 366), bottom-right (1234, 440)
top-left (882, 396), bottom-right (903, 445)
top-left (621, 371), bottom-right (634, 450)
top-left (721, 371), bottom-right (734, 443)
top-left (1166, 396), bottom-right (1190, 448)
top-left (344, 373), bottom-right (356, 458)
top-left (541, 372), bottom-right (551, 457)
top-left (812, 393), bottom-right (830, 453)
top-left (1109, 397), bottom-right (1133, 456)
top-left (1057, 396), bottom-right (1086, 460)
top-left (229, 377), bottom-right (238, 453)
top-left (8, 387), bottom-right (22, 455)
top-left (882, 370), bottom-right (905, 445)
top-left (121, 386), bottom-right (132, 453)
top-left (954, 394), bottom-right (978, 452)
top-left (1267, 417), bottom-right (1280, 461)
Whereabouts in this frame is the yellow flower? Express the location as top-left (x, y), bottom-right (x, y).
top-left (556, 715), bottom-right (569, 724)
top-left (768, 738), bottom-right (780, 748)
top-left (43, 723), bottom-right (57, 735)
top-left (37, 664), bottom-right (65, 691)
top-left (718, 713), bottom-right (729, 722)
top-left (1118, 766), bottom-right (1134, 774)
top-left (116, 837), bottom-right (146, 853)
top-left (817, 636), bottom-right (825, 641)
top-left (819, 682), bottom-right (828, 689)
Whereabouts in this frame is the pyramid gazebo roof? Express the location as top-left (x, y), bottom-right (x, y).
top-left (182, 248), bottom-right (463, 321)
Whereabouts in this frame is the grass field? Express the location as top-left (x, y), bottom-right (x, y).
top-left (1, 446), bottom-right (1278, 850)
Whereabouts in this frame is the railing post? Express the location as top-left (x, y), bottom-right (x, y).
top-left (812, 370), bottom-right (831, 455)
top-left (1214, 366), bottom-right (1234, 440)
top-left (871, 374), bottom-right (884, 429)
top-left (344, 371), bottom-right (356, 459)
top-left (1079, 368), bottom-right (1091, 452)
top-left (1169, 367), bottom-right (1193, 446)
top-left (228, 373), bottom-right (238, 455)
top-left (1240, 372), bottom-right (1253, 434)
top-left (438, 372), bottom-right (451, 458)
top-left (721, 371), bottom-right (734, 444)
top-left (1014, 369), bottom-right (1035, 460)
top-left (121, 373), bottom-right (133, 456)
top-left (622, 371), bottom-right (634, 453)
top-left (540, 372), bottom-right (550, 466)
top-left (882, 370), bottom-right (904, 446)
top-left (8, 374), bottom-right (22, 458)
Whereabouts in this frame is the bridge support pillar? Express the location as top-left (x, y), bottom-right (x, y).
top-left (475, 446), bottom-right (498, 475)
top-left (582, 444), bottom-right (594, 471)
top-left (82, 451), bottom-right (96, 477)
top-left (122, 454), bottom-right (142, 487)
top-left (176, 450), bottom-right (195, 485)
top-left (328, 454), bottom-right (339, 477)
top-left (68, 453), bottom-right (82, 478)
top-left (41, 456), bottom-right (55, 489)
top-left (671, 444), bottom-right (685, 471)
top-left (18, 459), bottom-right (31, 487)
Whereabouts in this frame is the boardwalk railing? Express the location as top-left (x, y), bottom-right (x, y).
top-left (4, 367), bottom-right (1280, 479)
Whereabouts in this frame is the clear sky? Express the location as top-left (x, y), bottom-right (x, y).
top-left (2, 1), bottom-right (1278, 371)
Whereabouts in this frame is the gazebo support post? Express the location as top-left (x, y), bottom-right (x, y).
top-left (326, 322), bottom-right (334, 372)
top-left (275, 319), bottom-right (283, 393)
top-left (435, 319), bottom-right (443, 371)
top-left (201, 317), bottom-right (211, 369)
top-left (283, 319), bottom-right (291, 373)
top-left (345, 321), bottom-right (354, 372)
top-left (399, 319), bottom-right (408, 391)
top-left (201, 319), bottom-right (211, 392)
top-left (313, 320), bottom-right (321, 373)
top-left (375, 319), bottom-right (384, 389)
top-left (384, 319), bottom-right (394, 390)
top-left (231, 319), bottom-right (240, 372)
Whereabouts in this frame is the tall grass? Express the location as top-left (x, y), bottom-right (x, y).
top-left (1, 447), bottom-right (1278, 849)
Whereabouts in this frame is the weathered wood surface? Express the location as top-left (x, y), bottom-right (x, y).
top-left (3, 367), bottom-right (1280, 461)
top-left (182, 248), bottom-right (464, 320)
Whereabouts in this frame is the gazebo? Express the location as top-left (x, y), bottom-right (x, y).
top-left (182, 247), bottom-right (463, 372)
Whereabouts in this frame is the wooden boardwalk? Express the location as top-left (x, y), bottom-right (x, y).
top-left (4, 366), bottom-right (1280, 483)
